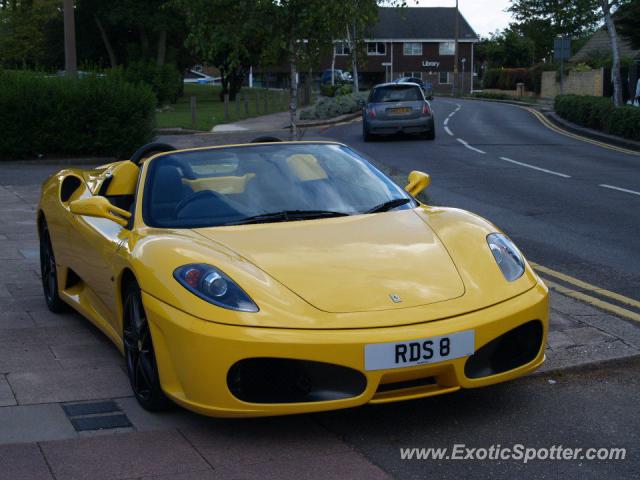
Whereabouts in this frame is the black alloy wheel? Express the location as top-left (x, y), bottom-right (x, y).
top-left (123, 281), bottom-right (172, 411)
top-left (39, 221), bottom-right (66, 313)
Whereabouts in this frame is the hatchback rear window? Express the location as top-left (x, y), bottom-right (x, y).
top-left (370, 85), bottom-right (422, 103)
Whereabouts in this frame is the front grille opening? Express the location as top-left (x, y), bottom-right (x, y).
top-left (65, 269), bottom-right (82, 289)
top-left (377, 376), bottom-right (436, 393)
top-left (227, 358), bottom-right (367, 404)
top-left (464, 320), bottom-right (543, 379)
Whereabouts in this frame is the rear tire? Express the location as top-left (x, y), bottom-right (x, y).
top-left (39, 220), bottom-right (67, 313)
top-left (423, 129), bottom-right (435, 140)
top-left (363, 122), bottom-right (374, 142)
top-left (123, 281), bottom-right (173, 412)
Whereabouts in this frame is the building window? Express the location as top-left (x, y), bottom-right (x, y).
top-left (439, 71), bottom-right (451, 84)
top-left (335, 41), bottom-right (350, 56)
top-left (367, 42), bottom-right (386, 56)
top-left (403, 72), bottom-right (423, 80)
top-left (403, 42), bottom-right (423, 56)
top-left (439, 42), bottom-right (455, 56)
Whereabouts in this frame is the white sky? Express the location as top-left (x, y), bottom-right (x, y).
top-left (412, 0), bottom-right (514, 37)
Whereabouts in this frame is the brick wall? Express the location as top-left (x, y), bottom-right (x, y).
top-left (540, 69), bottom-right (604, 99)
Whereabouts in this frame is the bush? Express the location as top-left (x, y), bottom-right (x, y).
top-left (320, 83), bottom-right (353, 98)
top-left (0, 70), bottom-right (156, 159)
top-left (299, 92), bottom-right (368, 121)
top-left (482, 68), bottom-right (531, 90)
top-left (555, 94), bottom-right (640, 141)
top-left (118, 61), bottom-right (182, 105)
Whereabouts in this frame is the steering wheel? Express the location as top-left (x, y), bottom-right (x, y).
top-left (174, 190), bottom-right (226, 218)
top-left (130, 143), bottom-right (177, 166)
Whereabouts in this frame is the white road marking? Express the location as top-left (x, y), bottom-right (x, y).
top-left (599, 184), bottom-right (640, 196)
top-left (457, 138), bottom-right (486, 154)
top-left (444, 126), bottom-right (454, 136)
top-left (499, 157), bottom-right (571, 178)
top-left (444, 117), bottom-right (449, 126)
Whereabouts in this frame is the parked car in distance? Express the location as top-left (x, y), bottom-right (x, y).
top-left (321, 69), bottom-right (353, 85)
top-left (395, 77), bottom-right (433, 100)
top-left (362, 83), bottom-right (435, 141)
top-left (184, 69), bottom-right (220, 85)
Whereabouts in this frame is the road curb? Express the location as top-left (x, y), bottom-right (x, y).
top-left (295, 112), bottom-right (361, 128)
top-left (461, 96), bottom-right (539, 108)
top-left (544, 112), bottom-right (640, 153)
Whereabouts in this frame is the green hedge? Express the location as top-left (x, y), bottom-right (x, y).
top-left (555, 94), bottom-right (640, 141)
top-left (118, 61), bottom-right (182, 105)
top-left (0, 70), bottom-right (156, 160)
top-left (482, 68), bottom-right (531, 90)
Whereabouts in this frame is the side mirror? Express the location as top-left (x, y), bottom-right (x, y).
top-left (356, 99), bottom-right (366, 108)
top-left (69, 196), bottom-right (132, 227)
top-left (405, 171), bottom-right (431, 197)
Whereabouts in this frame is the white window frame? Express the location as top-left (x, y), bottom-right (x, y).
top-left (403, 42), bottom-right (423, 56)
top-left (403, 72), bottom-right (423, 80)
top-left (439, 42), bottom-right (455, 56)
top-left (439, 71), bottom-right (451, 84)
top-left (366, 42), bottom-right (386, 56)
top-left (335, 41), bottom-right (350, 56)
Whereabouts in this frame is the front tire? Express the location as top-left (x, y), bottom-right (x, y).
top-left (123, 281), bottom-right (172, 412)
top-left (39, 220), bottom-right (66, 313)
top-left (423, 128), bottom-right (435, 140)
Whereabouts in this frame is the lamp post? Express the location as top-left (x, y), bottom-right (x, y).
top-left (453, 0), bottom-right (459, 96)
top-left (461, 58), bottom-right (466, 95)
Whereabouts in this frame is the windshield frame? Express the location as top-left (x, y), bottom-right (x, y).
top-left (140, 141), bottom-right (417, 229)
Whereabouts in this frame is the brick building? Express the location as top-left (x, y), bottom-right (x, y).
top-left (253, 7), bottom-right (479, 93)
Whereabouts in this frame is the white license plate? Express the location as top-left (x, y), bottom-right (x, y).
top-left (365, 330), bottom-right (475, 371)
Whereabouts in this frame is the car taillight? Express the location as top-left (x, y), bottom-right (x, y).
top-left (367, 106), bottom-right (376, 118)
top-left (422, 103), bottom-right (431, 116)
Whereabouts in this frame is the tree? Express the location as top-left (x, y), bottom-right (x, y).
top-left (509, 0), bottom-right (632, 106)
top-left (508, 0), bottom-right (601, 39)
top-left (475, 29), bottom-right (535, 68)
top-left (616, 0), bottom-right (640, 49)
top-left (177, 0), bottom-right (272, 101)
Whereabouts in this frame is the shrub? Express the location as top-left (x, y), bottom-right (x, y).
top-left (117, 61), bottom-right (182, 105)
top-left (0, 70), bottom-right (156, 160)
top-left (320, 83), bottom-right (353, 98)
top-left (299, 92), bottom-right (368, 121)
top-left (554, 94), bottom-right (640, 141)
top-left (482, 68), bottom-right (531, 90)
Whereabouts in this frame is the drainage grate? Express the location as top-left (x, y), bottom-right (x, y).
top-left (62, 400), bottom-right (132, 432)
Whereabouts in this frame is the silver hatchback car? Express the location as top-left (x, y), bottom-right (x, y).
top-left (362, 83), bottom-right (435, 141)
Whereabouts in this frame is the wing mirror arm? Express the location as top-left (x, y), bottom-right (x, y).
top-left (69, 196), bottom-right (132, 227)
top-left (404, 170), bottom-right (431, 198)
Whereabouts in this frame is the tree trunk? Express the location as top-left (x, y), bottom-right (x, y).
top-left (602, 0), bottom-right (623, 107)
top-left (289, 41), bottom-right (298, 138)
top-left (348, 23), bottom-right (359, 93)
top-left (331, 45), bottom-right (336, 86)
top-left (94, 15), bottom-right (117, 68)
top-left (156, 28), bottom-right (167, 67)
top-left (139, 27), bottom-right (149, 54)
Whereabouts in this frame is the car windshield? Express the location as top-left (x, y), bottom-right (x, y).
top-left (370, 85), bottom-right (422, 103)
top-left (143, 143), bottom-right (414, 228)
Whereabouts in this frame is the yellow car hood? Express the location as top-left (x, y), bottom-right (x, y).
top-left (195, 210), bottom-right (465, 313)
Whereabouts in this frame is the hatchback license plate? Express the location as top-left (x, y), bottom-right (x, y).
top-left (365, 330), bottom-right (475, 371)
top-left (389, 107), bottom-right (412, 114)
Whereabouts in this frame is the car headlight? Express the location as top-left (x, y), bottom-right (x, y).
top-left (173, 264), bottom-right (259, 312)
top-left (487, 233), bottom-right (525, 282)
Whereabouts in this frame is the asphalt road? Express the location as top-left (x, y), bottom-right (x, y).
top-left (316, 99), bottom-right (640, 302)
top-left (315, 358), bottom-right (640, 479)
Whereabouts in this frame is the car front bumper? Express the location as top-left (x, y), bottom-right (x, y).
top-left (365, 116), bottom-right (434, 135)
top-left (143, 282), bottom-right (548, 418)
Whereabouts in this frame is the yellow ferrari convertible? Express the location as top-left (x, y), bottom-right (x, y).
top-left (38, 140), bottom-right (548, 417)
